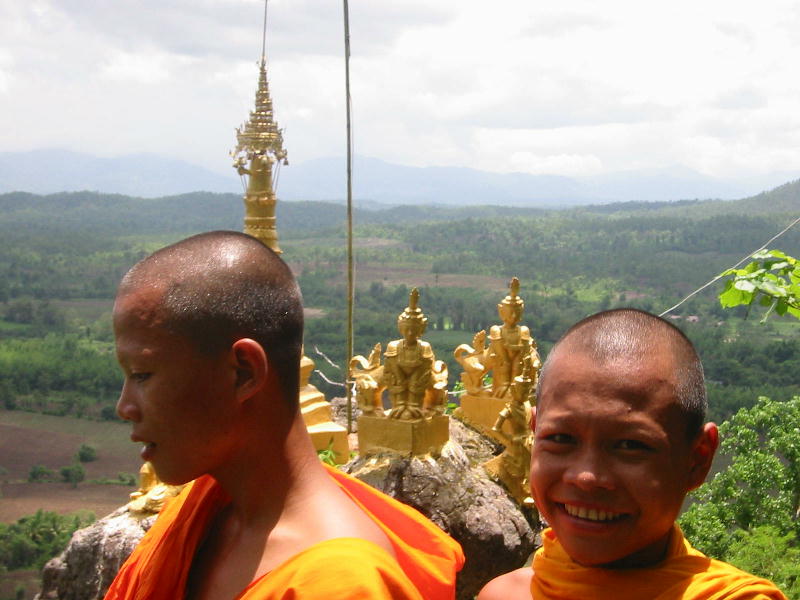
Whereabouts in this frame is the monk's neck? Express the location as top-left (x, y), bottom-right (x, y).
top-left (209, 412), bottom-right (324, 526)
top-left (594, 530), bottom-right (673, 570)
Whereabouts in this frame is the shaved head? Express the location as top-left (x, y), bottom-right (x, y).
top-left (118, 231), bottom-right (304, 407)
top-left (540, 308), bottom-right (706, 439)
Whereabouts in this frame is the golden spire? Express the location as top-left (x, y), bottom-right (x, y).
top-left (500, 277), bottom-right (524, 309)
top-left (232, 0), bottom-right (287, 254)
top-left (398, 288), bottom-right (428, 328)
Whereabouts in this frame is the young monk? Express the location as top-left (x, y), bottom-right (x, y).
top-left (479, 308), bottom-right (786, 600)
top-left (103, 231), bottom-right (463, 600)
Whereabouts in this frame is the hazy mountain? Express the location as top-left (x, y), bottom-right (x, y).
top-left (279, 156), bottom-right (799, 206)
top-left (1, 149), bottom-right (797, 205)
top-left (0, 149), bottom-right (238, 197)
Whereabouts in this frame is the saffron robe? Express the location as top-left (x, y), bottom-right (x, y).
top-left (531, 526), bottom-right (787, 600)
top-left (104, 465), bottom-right (464, 599)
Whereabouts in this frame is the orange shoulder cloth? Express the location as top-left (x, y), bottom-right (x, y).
top-left (531, 526), bottom-right (787, 600)
top-left (104, 465), bottom-right (463, 600)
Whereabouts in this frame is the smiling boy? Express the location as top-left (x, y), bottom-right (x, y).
top-left (103, 231), bottom-right (463, 600)
top-left (479, 308), bottom-right (786, 600)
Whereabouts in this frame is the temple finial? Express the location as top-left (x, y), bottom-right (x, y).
top-left (231, 0), bottom-right (287, 254)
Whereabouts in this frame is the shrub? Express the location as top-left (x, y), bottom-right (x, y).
top-left (28, 464), bottom-right (54, 482)
top-left (76, 444), bottom-right (97, 463)
top-left (59, 463), bottom-right (85, 488)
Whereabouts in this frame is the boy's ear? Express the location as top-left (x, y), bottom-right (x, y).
top-left (687, 422), bottom-right (719, 491)
top-left (230, 338), bottom-right (268, 402)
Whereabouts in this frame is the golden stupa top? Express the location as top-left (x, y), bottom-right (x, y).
top-left (233, 58), bottom-right (288, 165)
top-left (399, 288), bottom-right (428, 326)
top-left (501, 277), bottom-right (524, 308)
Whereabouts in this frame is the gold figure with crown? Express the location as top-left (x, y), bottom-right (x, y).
top-left (483, 361), bottom-right (536, 507)
top-left (454, 277), bottom-right (541, 440)
top-left (350, 288), bottom-right (449, 456)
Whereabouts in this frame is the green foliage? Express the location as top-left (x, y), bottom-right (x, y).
top-left (0, 334), bottom-right (121, 418)
top-left (317, 441), bottom-right (338, 467)
top-left (719, 249), bottom-right (800, 321)
top-left (725, 526), bottom-right (800, 597)
top-left (0, 509), bottom-right (94, 570)
top-left (1, 191), bottom-right (798, 426)
top-left (59, 463), bottom-right (85, 488)
top-left (89, 472), bottom-right (137, 486)
top-left (680, 396), bottom-right (800, 593)
top-left (0, 380), bottom-right (14, 410)
top-left (118, 472), bottom-right (137, 486)
top-left (27, 464), bottom-right (54, 483)
top-left (75, 444), bottom-right (97, 463)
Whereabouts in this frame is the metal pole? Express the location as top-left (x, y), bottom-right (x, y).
top-left (343, 0), bottom-right (354, 434)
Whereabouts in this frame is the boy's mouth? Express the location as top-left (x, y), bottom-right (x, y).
top-left (562, 503), bottom-right (627, 522)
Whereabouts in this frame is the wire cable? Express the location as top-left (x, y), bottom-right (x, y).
top-left (659, 214), bottom-right (800, 317)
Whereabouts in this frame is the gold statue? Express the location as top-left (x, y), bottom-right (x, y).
top-left (127, 462), bottom-right (185, 517)
top-left (350, 342), bottom-right (385, 416)
top-left (485, 362), bottom-right (535, 506)
top-left (232, 56), bottom-right (288, 254)
top-left (349, 288), bottom-right (449, 456)
top-left (454, 277), bottom-right (541, 438)
top-left (385, 288), bottom-right (439, 419)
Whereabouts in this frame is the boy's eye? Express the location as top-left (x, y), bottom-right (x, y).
top-left (617, 439), bottom-right (651, 451)
top-left (545, 433), bottom-right (575, 444)
top-left (130, 372), bottom-right (151, 383)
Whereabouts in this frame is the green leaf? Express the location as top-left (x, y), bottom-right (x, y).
top-left (720, 286), bottom-right (748, 308)
top-left (743, 261), bottom-right (760, 274)
top-left (734, 279), bottom-right (757, 293)
top-left (769, 261), bottom-right (790, 271)
top-left (757, 279), bottom-right (787, 297)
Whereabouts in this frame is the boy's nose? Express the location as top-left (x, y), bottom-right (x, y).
top-left (116, 382), bottom-right (142, 423)
top-left (564, 450), bottom-right (614, 491)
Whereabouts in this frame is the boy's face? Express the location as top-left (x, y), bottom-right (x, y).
top-left (113, 287), bottom-right (240, 485)
top-left (530, 345), bottom-right (707, 568)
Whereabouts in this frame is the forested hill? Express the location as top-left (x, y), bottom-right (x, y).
top-left (1, 182), bottom-right (798, 426)
top-left (1, 176), bottom-right (798, 236)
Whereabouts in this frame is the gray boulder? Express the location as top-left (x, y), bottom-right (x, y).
top-left (449, 414), bottom-right (503, 466)
top-left (36, 508), bottom-right (154, 600)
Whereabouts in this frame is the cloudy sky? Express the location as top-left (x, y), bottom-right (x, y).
top-left (2, 0), bottom-right (800, 180)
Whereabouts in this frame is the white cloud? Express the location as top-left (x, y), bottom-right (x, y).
top-left (100, 51), bottom-right (175, 85)
top-left (1, 0), bottom-right (800, 180)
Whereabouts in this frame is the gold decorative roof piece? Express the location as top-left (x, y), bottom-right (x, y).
top-left (399, 288), bottom-right (427, 325)
top-left (232, 47), bottom-right (287, 253)
top-left (233, 59), bottom-right (288, 165)
top-left (501, 277), bottom-right (524, 308)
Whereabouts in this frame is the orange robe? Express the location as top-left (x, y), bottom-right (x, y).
top-left (104, 465), bottom-right (463, 600)
top-left (531, 526), bottom-right (787, 600)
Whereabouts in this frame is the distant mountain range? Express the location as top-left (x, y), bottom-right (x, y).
top-left (1, 149), bottom-right (798, 206)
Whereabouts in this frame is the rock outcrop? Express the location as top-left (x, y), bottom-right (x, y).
top-left (35, 508), bottom-right (154, 600)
